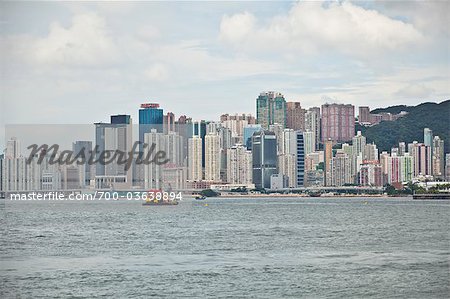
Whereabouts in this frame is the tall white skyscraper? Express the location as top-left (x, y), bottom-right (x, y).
top-left (303, 131), bottom-right (315, 155)
top-left (227, 144), bottom-right (252, 185)
top-left (144, 129), bottom-right (165, 189)
top-left (432, 136), bottom-right (445, 178)
top-left (424, 128), bottom-right (433, 147)
top-left (305, 108), bottom-right (320, 150)
top-left (204, 133), bottom-right (221, 181)
top-left (188, 136), bottom-right (202, 181)
top-left (5, 137), bottom-right (20, 159)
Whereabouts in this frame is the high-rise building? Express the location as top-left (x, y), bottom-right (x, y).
top-left (364, 143), bottom-right (379, 161)
top-left (188, 136), bottom-right (202, 181)
top-left (409, 142), bottom-right (432, 177)
top-left (445, 154), bottom-right (450, 181)
top-left (358, 106), bottom-right (371, 124)
top-left (139, 103), bottom-right (163, 148)
top-left (204, 133), bottom-right (221, 181)
top-left (303, 131), bottom-right (315, 155)
top-left (143, 130), bottom-right (165, 189)
top-left (243, 124), bottom-right (262, 150)
top-left (305, 107), bottom-right (321, 150)
top-left (398, 142), bottom-right (406, 156)
top-left (94, 115), bottom-right (132, 189)
top-left (352, 131), bottom-right (366, 158)
top-left (286, 102), bottom-right (306, 131)
top-left (163, 112), bottom-right (176, 134)
top-left (331, 152), bottom-right (352, 186)
top-left (432, 136), bottom-right (445, 178)
top-left (321, 103), bottom-right (355, 143)
top-left (278, 153), bottom-right (297, 188)
top-left (227, 144), bottom-right (252, 185)
top-left (256, 91), bottom-right (286, 129)
top-left (192, 120), bottom-right (208, 167)
top-left (296, 131), bottom-right (305, 187)
top-left (72, 141), bottom-right (92, 187)
top-left (5, 137), bottom-right (20, 159)
top-left (387, 153), bottom-right (413, 184)
top-left (424, 128), bottom-right (433, 147)
top-left (359, 162), bottom-right (383, 187)
top-left (324, 139), bottom-right (333, 186)
top-left (269, 123), bottom-right (284, 155)
top-left (252, 131), bottom-right (277, 189)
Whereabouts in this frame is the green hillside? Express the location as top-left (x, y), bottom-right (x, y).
top-left (356, 100), bottom-right (450, 153)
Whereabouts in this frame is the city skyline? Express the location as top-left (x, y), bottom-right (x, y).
top-left (1, 1), bottom-right (449, 150)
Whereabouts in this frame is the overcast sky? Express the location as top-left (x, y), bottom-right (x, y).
top-left (1, 1), bottom-right (449, 150)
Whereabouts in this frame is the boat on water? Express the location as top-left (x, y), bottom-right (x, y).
top-left (142, 199), bottom-right (179, 206)
top-left (195, 195), bottom-right (206, 200)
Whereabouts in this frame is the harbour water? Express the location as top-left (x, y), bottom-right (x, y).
top-left (1, 197), bottom-right (449, 298)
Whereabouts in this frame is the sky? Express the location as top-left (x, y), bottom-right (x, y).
top-left (1, 1), bottom-right (449, 150)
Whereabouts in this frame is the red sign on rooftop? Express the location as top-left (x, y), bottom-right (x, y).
top-left (141, 103), bottom-right (160, 109)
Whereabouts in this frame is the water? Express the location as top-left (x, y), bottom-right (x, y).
top-left (1, 197), bottom-right (449, 298)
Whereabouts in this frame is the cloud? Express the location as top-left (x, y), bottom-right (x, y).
top-left (395, 83), bottom-right (434, 99)
top-left (4, 13), bottom-right (120, 68)
top-left (219, 1), bottom-right (423, 58)
top-left (144, 63), bottom-right (169, 81)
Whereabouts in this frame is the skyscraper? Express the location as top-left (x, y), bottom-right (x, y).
top-left (252, 130), bottom-right (277, 189)
top-left (324, 139), bottom-right (333, 186)
top-left (331, 152), bottom-right (352, 186)
top-left (243, 124), bottom-right (262, 150)
top-left (305, 107), bottom-right (321, 150)
top-left (432, 136), bottom-right (445, 178)
top-left (321, 103), bottom-right (355, 143)
top-left (94, 115), bottom-right (132, 189)
top-left (227, 144), bottom-right (252, 185)
top-left (358, 106), bottom-right (370, 124)
top-left (424, 128), bottom-right (433, 147)
top-left (286, 102), bottom-right (306, 131)
top-left (302, 131), bottom-right (315, 156)
top-left (72, 141), bottom-right (92, 187)
top-left (296, 131), bottom-right (305, 187)
top-left (256, 91), bottom-right (286, 129)
top-left (139, 103), bottom-right (163, 148)
top-left (143, 129), bottom-right (165, 189)
top-left (204, 133), bottom-right (221, 181)
top-left (5, 137), bottom-right (20, 159)
top-left (188, 136), bottom-right (202, 181)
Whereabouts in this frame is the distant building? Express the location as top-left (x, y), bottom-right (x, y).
top-left (94, 115), bottom-right (132, 189)
top-left (256, 91), bottom-right (286, 129)
top-left (296, 131), bottom-right (305, 187)
top-left (143, 129), bottom-right (165, 189)
top-left (243, 124), bottom-right (262, 150)
top-left (252, 130), bottom-right (277, 189)
top-left (139, 103), bottom-right (163, 140)
top-left (424, 128), bottom-right (433, 147)
top-left (359, 162), bottom-right (383, 187)
top-left (432, 136), bottom-right (445, 178)
top-left (72, 141), bottom-right (92, 187)
top-left (305, 107), bottom-right (321, 150)
top-left (324, 139), bottom-right (333, 186)
top-left (358, 106), bottom-right (371, 124)
top-left (286, 102), bottom-right (306, 131)
top-left (331, 152), bottom-right (353, 186)
top-left (227, 144), bottom-right (252, 185)
top-left (270, 174), bottom-right (289, 190)
top-left (409, 142), bottom-right (432, 177)
top-left (204, 133), bottom-right (221, 181)
top-left (321, 103), bottom-right (355, 143)
top-left (188, 136), bottom-right (202, 181)
top-left (303, 131), bottom-right (315, 155)
top-left (5, 137), bottom-right (20, 159)
top-left (446, 154), bottom-right (450, 181)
